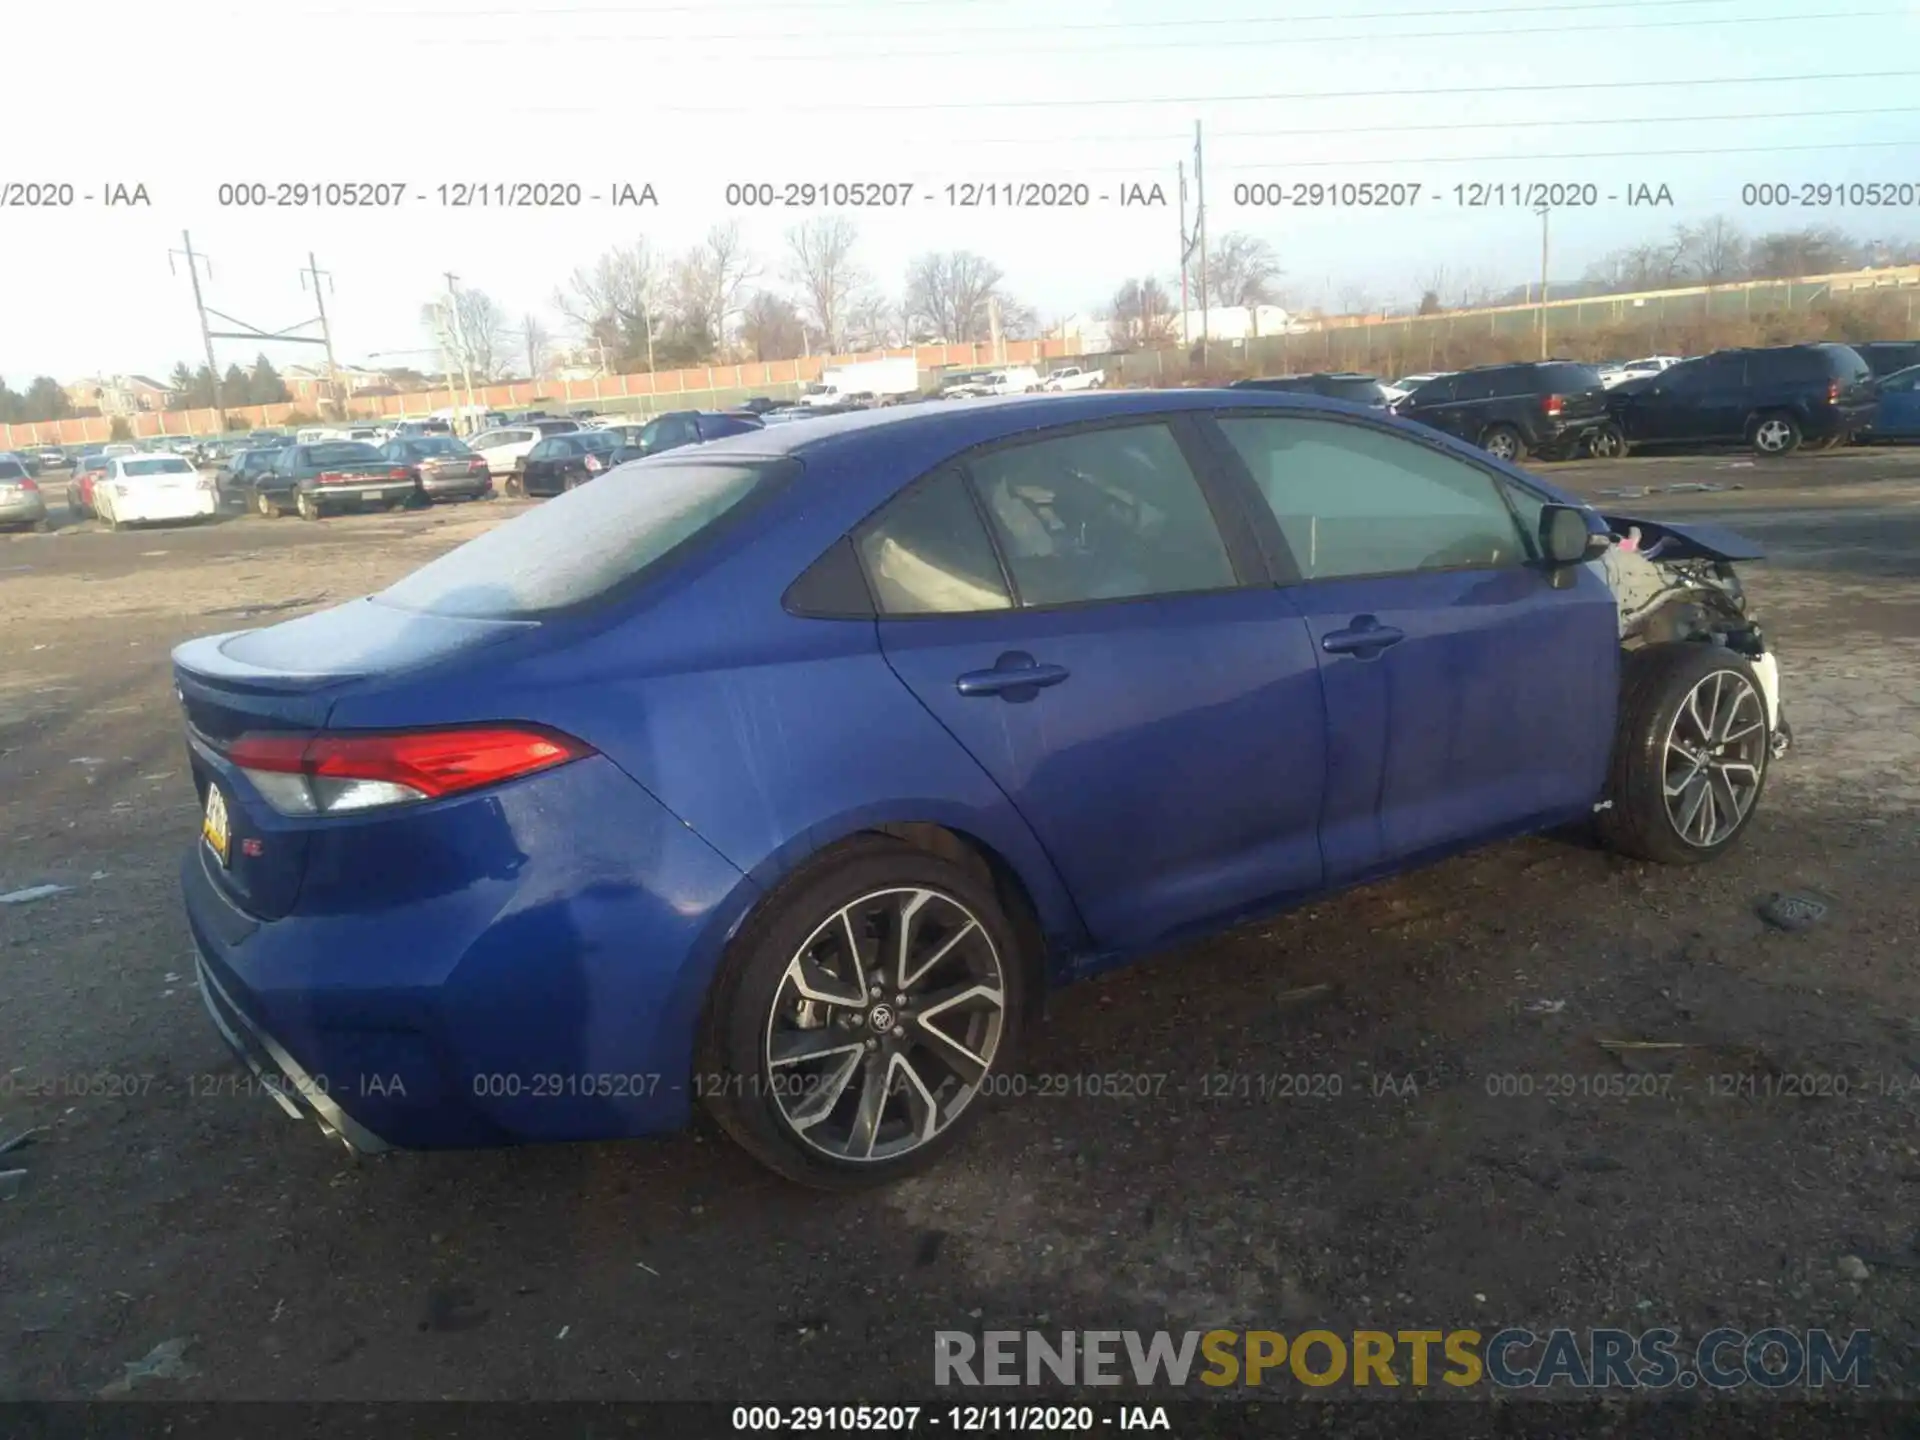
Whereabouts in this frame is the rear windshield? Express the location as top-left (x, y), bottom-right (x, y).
top-left (0, 460), bottom-right (26, 480)
top-left (404, 437), bottom-right (470, 456)
top-left (1321, 377), bottom-right (1384, 403)
top-left (305, 442), bottom-right (382, 465)
top-left (376, 459), bottom-right (791, 618)
top-left (122, 457), bottom-right (195, 476)
top-left (1536, 363), bottom-right (1604, 391)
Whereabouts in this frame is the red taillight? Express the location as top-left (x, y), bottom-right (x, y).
top-left (1828, 380), bottom-right (1840, 403)
top-left (316, 470), bottom-right (348, 484)
top-left (389, 467), bottom-right (411, 480)
top-left (20, 478), bottom-right (38, 492)
top-left (470, 459), bottom-right (488, 474)
top-left (228, 725), bottom-right (595, 816)
top-left (585, 454), bottom-right (603, 472)
top-left (1543, 394), bottom-right (1565, 416)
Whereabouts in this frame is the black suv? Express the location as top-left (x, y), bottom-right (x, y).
top-left (1606, 343), bottom-right (1877, 456)
top-left (1851, 340), bottom-right (1920, 379)
top-left (1229, 372), bottom-right (1386, 406)
top-left (1392, 361), bottom-right (1612, 462)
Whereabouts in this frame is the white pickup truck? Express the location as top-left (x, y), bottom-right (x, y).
top-left (1042, 365), bottom-right (1106, 392)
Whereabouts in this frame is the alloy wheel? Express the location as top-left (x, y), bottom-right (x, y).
top-left (1662, 669), bottom-right (1767, 847)
top-left (1483, 430), bottom-right (1519, 460)
top-left (1754, 418), bottom-right (1793, 453)
top-left (764, 887), bottom-right (1007, 1164)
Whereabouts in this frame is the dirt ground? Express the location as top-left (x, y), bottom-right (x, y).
top-left (2, 448), bottom-right (1919, 1407)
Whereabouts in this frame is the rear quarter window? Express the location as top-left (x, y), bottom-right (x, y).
top-left (1537, 363), bottom-right (1604, 391)
top-left (375, 458), bottom-right (792, 618)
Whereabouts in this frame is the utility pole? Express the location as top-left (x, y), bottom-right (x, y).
top-left (443, 272), bottom-right (478, 434)
top-left (1178, 160), bottom-right (1191, 348)
top-left (170, 231), bottom-right (225, 431)
top-left (1194, 121), bottom-right (1210, 367)
top-left (1535, 205), bottom-right (1551, 359)
top-left (989, 295), bottom-right (1003, 364)
top-left (302, 253), bottom-right (340, 418)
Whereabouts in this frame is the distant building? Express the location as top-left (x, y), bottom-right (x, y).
top-left (280, 363), bottom-right (394, 403)
top-left (63, 374), bottom-right (177, 416)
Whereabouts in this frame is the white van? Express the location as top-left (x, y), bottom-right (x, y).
top-left (980, 366), bottom-right (1042, 395)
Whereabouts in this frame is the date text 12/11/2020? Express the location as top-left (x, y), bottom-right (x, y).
top-left (1229, 180), bottom-right (1676, 208)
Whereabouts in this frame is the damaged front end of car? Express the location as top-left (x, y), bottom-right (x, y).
top-left (1596, 511), bottom-right (1792, 759)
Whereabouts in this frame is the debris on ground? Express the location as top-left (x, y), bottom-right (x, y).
top-left (0, 884), bottom-right (72, 905)
top-left (0, 1126), bottom-right (46, 1157)
top-left (1275, 982), bottom-right (1338, 1012)
top-left (1525, 999), bottom-right (1568, 1015)
top-left (0, 1169), bottom-right (28, 1200)
top-left (99, 1338), bottom-right (197, 1397)
top-left (1758, 891), bottom-right (1831, 931)
top-left (1838, 1255), bottom-right (1872, 1282)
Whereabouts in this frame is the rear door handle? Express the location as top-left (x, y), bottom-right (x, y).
top-left (955, 654), bottom-right (1071, 698)
top-left (1321, 619), bottom-right (1405, 657)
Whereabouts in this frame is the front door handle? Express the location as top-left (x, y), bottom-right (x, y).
top-left (955, 652), bottom-right (1071, 699)
top-left (1321, 617), bottom-right (1405, 658)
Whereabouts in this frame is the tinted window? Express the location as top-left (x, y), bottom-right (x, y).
top-left (1321, 377), bottom-right (1385, 404)
top-left (406, 437), bottom-right (470, 456)
top-left (0, 460), bottom-right (26, 480)
top-left (1404, 375), bottom-right (1456, 403)
top-left (1217, 414), bottom-right (1528, 579)
top-left (379, 460), bottom-right (785, 618)
top-left (576, 431), bottom-right (619, 451)
top-left (121, 457), bottom-right (195, 476)
top-left (528, 440), bottom-right (558, 460)
top-left (1451, 371), bottom-right (1501, 402)
top-left (533, 420), bottom-right (580, 435)
top-left (1536, 363), bottom-right (1603, 392)
top-left (304, 442), bottom-right (382, 466)
top-left (968, 423), bottom-right (1236, 607)
top-left (858, 470), bottom-right (1013, 615)
top-left (700, 415), bottom-right (758, 440)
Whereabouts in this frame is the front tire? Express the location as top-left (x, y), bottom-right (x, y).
top-left (1597, 643), bottom-right (1771, 865)
top-left (700, 837), bottom-right (1028, 1190)
top-left (1750, 411), bottom-right (1801, 456)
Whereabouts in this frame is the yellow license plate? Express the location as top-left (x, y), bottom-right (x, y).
top-left (202, 784), bottom-right (231, 867)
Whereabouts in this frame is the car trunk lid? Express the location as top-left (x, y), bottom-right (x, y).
top-left (173, 599), bottom-right (537, 918)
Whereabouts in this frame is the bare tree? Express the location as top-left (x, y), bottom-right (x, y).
top-left (420, 286), bottom-right (508, 379)
top-left (1336, 285), bottom-right (1375, 318)
top-left (785, 215), bottom-right (867, 353)
top-left (1747, 226), bottom-right (1852, 279)
top-left (1206, 232), bottom-right (1283, 310)
top-left (553, 239), bottom-right (664, 369)
top-left (738, 290), bottom-right (807, 361)
top-left (903, 250), bottom-right (1012, 343)
top-left (1678, 216), bottom-right (1748, 283)
top-left (520, 314), bottom-right (551, 379)
top-left (667, 223), bottom-right (760, 360)
top-left (1105, 276), bottom-right (1178, 349)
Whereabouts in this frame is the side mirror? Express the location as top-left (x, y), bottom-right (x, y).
top-left (1540, 504), bottom-right (1608, 565)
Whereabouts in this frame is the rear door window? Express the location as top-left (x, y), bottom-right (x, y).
top-left (966, 422), bottom-right (1237, 607)
top-left (857, 470), bottom-right (1013, 615)
top-left (1451, 371), bottom-right (1499, 402)
top-left (377, 459), bottom-right (791, 618)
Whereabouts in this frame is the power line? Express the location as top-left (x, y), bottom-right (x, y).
top-left (558, 70), bottom-right (1920, 114)
top-left (1217, 137), bottom-right (1920, 170)
top-left (847, 105), bottom-right (1920, 149)
top-left (402, 0), bottom-right (1764, 40)
top-left (261, 0), bottom-right (1726, 19)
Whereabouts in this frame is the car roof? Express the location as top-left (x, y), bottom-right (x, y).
top-left (673, 388), bottom-right (1415, 471)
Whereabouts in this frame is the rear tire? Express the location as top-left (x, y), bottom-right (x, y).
top-left (1597, 643), bottom-right (1771, 866)
top-left (1479, 424), bottom-right (1525, 463)
top-left (1586, 421), bottom-right (1628, 459)
top-left (699, 836), bottom-right (1029, 1191)
top-left (1749, 411), bottom-right (1801, 456)
top-left (296, 490), bottom-right (322, 521)
top-left (255, 490), bottom-right (282, 519)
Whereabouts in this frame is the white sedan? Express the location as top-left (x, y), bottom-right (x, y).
top-left (94, 454), bottom-right (220, 530)
top-left (467, 423), bottom-right (582, 478)
top-left (1601, 355), bottom-right (1684, 388)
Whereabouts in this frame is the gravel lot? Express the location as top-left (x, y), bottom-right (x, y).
top-left (3, 449), bottom-right (1919, 1405)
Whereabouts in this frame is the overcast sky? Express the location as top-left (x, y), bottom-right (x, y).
top-left (4, 0), bottom-right (1917, 380)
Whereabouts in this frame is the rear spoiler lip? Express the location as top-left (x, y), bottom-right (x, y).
top-left (1597, 511), bottom-right (1767, 563)
top-left (172, 630), bottom-right (359, 689)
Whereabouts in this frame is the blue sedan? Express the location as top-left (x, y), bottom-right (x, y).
top-left (1860, 363), bottom-right (1920, 442)
top-left (174, 390), bottom-right (1788, 1187)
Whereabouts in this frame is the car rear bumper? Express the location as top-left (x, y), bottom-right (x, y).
top-left (178, 756), bottom-right (760, 1151)
top-left (312, 480), bottom-right (417, 504)
top-left (111, 491), bottom-right (219, 523)
top-left (420, 473), bottom-right (492, 498)
top-left (0, 494), bottom-right (48, 523)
